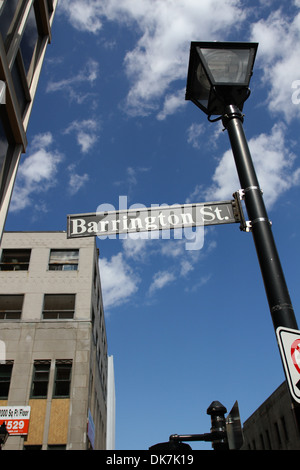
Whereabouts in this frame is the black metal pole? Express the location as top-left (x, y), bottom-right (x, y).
top-left (206, 401), bottom-right (229, 450)
top-left (222, 104), bottom-right (298, 331)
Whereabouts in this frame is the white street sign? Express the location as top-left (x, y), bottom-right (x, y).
top-left (276, 327), bottom-right (300, 403)
top-left (67, 200), bottom-right (241, 238)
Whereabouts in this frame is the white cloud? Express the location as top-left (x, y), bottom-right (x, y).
top-left (58, 0), bottom-right (104, 34)
top-left (121, 0), bottom-right (246, 116)
top-left (58, 2), bottom-right (300, 123)
top-left (186, 123), bottom-right (205, 149)
top-left (68, 171), bottom-right (89, 195)
top-left (59, 0), bottom-right (246, 116)
top-left (250, 6), bottom-right (300, 121)
top-left (114, 166), bottom-right (151, 193)
top-left (122, 236), bottom-right (149, 260)
top-left (99, 253), bottom-right (140, 309)
top-left (46, 59), bottom-right (99, 103)
top-left (63, 119), bottom-right (99, 153)
top-left (157, 88), bottom-right (187, 121)
top-left (10, 133), bottom-right (63, 212)
top-left (204, 124), bottom-right (300, 209)
top-left (149, 270), bottom-right (176, 294)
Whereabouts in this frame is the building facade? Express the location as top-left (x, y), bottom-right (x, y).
top-left (0, 231), bottom-right (113, 450)
top-left (0, 0), bottom-right (57, 239)
top-left (242, 381), bottom-right (300, 450)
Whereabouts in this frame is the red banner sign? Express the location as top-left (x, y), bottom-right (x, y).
top-left (0, 406), bottom-right (31, 435)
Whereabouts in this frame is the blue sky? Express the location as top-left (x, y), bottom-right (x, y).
top-left (5, 0), bottom-right (300, 450)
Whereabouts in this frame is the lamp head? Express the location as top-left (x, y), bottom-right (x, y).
top-left (185, 41), bottom-right (258, 117)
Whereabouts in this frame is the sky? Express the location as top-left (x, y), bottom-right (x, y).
top-left (4, 0), bottom-right (300, 450)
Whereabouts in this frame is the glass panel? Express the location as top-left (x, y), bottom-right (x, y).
top-left (0, 0), bottom-right (19, 44)
top-left (4, 311), bottom-right (21, 319)
top-left (43, 311), bottom-right (74, 319)
top-left (31, 363), bottom-right (50, 398)
top-left (196, 62), bottom-right (210, 109)
top-left (0, 117), bottom-right (9, 189)
top-left (43, 294), bottom-right (75, 319)
top-left (49, 249), bottom-right (79, 270)
top-left (0, 249), bottom-right (31, 270)
top-left (0, 294), bottom-right (23, 310)
top-left (47, 0), bottom-right (54, 14)
top-left (19, 4), bottom-right (39, 74)
top-left (43, 294), bottom-right (75, 310)
top-left (11, 58), bottom-right (27, 116)
top-left (199, 48), bottom-right (251, 85)
top-left (49, 250), bottom-right (79, 263)
top-left (0, 295), bottom-right (23, 319)
top-left (0, 363), bottom-right (13, 399)
top-left (53, 364), bottom-right (72, 397)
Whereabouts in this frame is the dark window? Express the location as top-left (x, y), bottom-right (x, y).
top-left (48, 250), bottom-right (79, 271)
top-left (0, 0), bottom-right (20, 45)
top-left (19, 3), bottom-right (40, 75)
top-left (0, 116), bottom-right (10, 185)
top-left (31, 361), bottom-right (50, 398)
top-left (0, 362), bottom-right (13, 399)
top-left (0, 294), bottom-right (23, 319)
top-left (42, 294), bottom-right (75, 319)
top-left (53, 362), bottom-right (72, 398)
top-left (47, 445), bottom-right (66, 450)
top-left (11, 55), bottom-right (28, 116)
top-left (0, 105), bottom-right (14, 204)
top-left (0, 249), bottom-right (31, 270)
top-left (24, 445), bottom-right (42, 450)
top-left (47, 0), bottom-right (54, 15)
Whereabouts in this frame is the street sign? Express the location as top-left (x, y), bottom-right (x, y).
top-left (67, 199), bottom-right (242, 238)
top-left (276, 327), bottom-right (300, 403)
top-left (0, 406), bottom-right (31, 435)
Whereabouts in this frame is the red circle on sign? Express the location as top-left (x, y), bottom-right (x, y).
top-left (291, 339), bottom-right (300, 374)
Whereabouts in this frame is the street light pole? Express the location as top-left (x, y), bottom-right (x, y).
top-left (222, 104), bottom-right (298, 331)
top-left (185, 40), bottom-right (300, 406)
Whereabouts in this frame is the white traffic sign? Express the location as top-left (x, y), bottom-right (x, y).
top-left (276, 327), bottom-right (300, 403)
top-left (67, 200), bottom-right (241, 238)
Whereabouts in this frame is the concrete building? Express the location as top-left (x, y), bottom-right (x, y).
top-left (242, 381), bottom-right (300, 450)
top-left (0, 231), bottom-right (114, 450)
top-left (0, 0), bottom-right (58, 239)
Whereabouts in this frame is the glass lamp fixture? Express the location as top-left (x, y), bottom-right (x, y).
top-left (185, 41), bottom-right (258, 118)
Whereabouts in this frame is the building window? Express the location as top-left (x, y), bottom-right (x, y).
top-left (0, 0), bottom-right (20, 45)
top-left (0, 103), bottom-right (15, 204)
top-left (9, 0), bottom-right (45, 115)
top-left (0, 115), bottom-right (10, 189)
top-left (30, 361), bottom-right (50, 398)
top-left (48, 250), bottom-right (79, 271)
top-left (0, 249), bottom-right (31, 270)
top-left (42, 294), bottom-right (75, 319)
top-left (47, 445), bottom-right (66, 450)
top-left (0, 362), bottom-right (13, 399)
top-left (19, 2), bottom-right (40, 76)
top-left (24, 445), bottom-right (42, 450)
top-left (11, 55), bottom-right (29, 116)
top-left (47, 0), bottom-right (54, 15)
top-left (53, 361), bottom-right (72, 398)
top-left (0, 294), bottom-right (23, 319)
